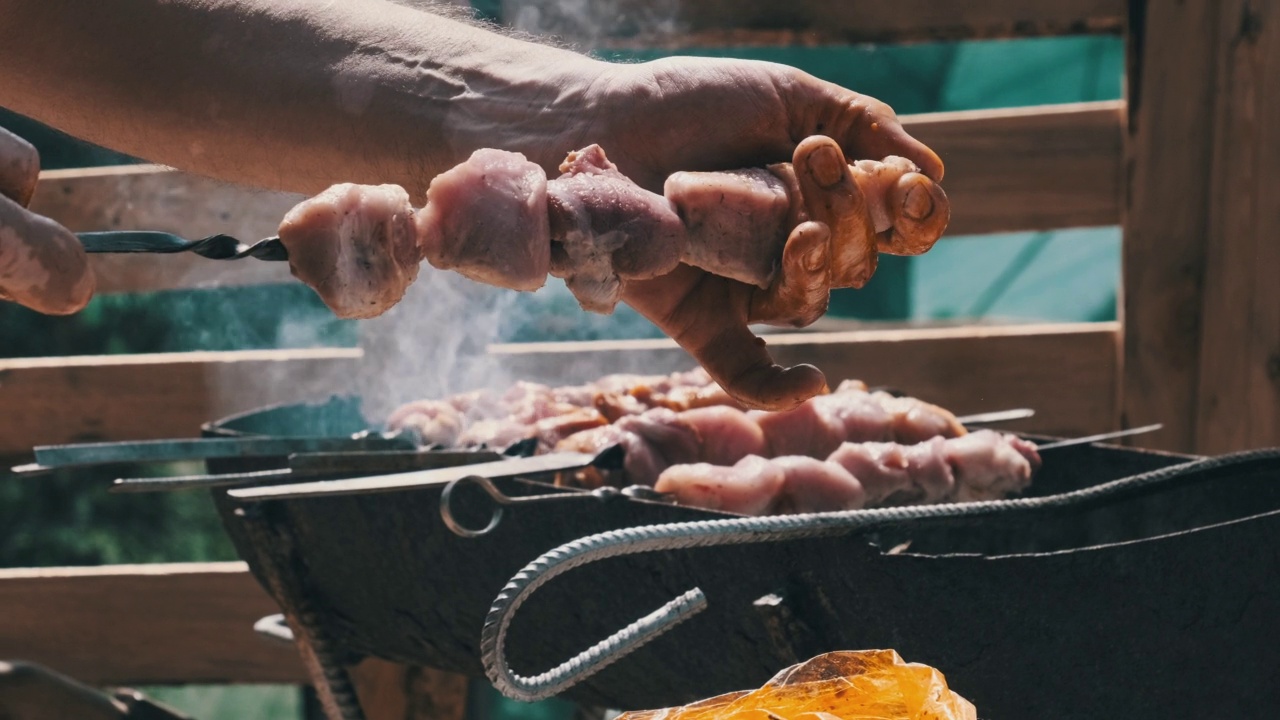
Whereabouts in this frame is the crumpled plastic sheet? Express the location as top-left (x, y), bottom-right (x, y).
top-left (616, 650), bottom-right (977, 720)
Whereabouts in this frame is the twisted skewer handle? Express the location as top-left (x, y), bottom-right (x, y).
top-left (77, 231), bottom-right (288, 261)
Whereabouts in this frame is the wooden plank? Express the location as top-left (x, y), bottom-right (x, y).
top-left (904, 101), bottom-right (1123, 236)
top-left (1193, 0), bottom-right (1280, 454)
top-left (1121, 0), bottom-right (1222, 452)
top-left (25, 103), bottom-right (1122, 296)
top-left (0, 563), bottom-right (305, 685)
top-left (501, 0), bottom-right (1126, 48)
top-left (28, 164), bottom-right (301, 294)
top-left (492, 322), bottom-right (1122, 437)
top-left (0, 348), bottom-right (361, 456)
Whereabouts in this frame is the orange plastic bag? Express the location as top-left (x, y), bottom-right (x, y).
top-left (616, 650), bottom-right (976, 720)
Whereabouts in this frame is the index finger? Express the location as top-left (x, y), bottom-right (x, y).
top-left (623, 268), bottom-right (828, 411)
top-left (0, 126), bottom-right (41, 208)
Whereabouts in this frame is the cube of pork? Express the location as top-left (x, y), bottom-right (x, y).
top-left (546, 145), bottom-right (684, 313)
top-left (278, 183), bottom-right (421, 319)
top-left (663, 168), bottom-right (791, 289)
top-left (654, 455), bottom-right (867, 516)
top-left (417, 148), bottom-right (551, 292)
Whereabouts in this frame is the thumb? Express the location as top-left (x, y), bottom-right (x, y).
top-left (0, 193), bottom-right (95, 315)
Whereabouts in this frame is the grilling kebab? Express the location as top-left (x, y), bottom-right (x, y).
top-left (387, 369), bottom-right (1041, 517)
top-left (279, 136), bottom-right (949, 412)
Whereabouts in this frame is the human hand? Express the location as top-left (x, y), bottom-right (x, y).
top-left (591, 56), bottom-right (944, 193)
top-left (0, 127), bottom-right (95, 315)
top-left (624, 136), bottom-right (940, 410)
top-left (595, 58), bottom-right (948, 411)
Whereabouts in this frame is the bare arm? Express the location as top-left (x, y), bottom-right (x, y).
top-left (0, 0), bottom-right (607, 198)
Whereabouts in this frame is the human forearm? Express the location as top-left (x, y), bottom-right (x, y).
top-left (0, 0), bottom-right (607, 197)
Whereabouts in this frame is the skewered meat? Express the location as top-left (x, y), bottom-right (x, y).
top-left (652, 455), bottom-right (867, 516)
top-left (663, 168), bottom-right (791, 288)
top-left (277, 183), bottom-right (421, 319)
top-left (417, 148), bottom-right (551, 292)
top-left (656, 430), bottom-right (1041, 516)
top-left (551, 383), bottom-right (966, 487)
top-left (280, 139), bottom-right (949, 410)
top-left (279, 143), bottom-right (948, 313)
top-left (750, 384), bottom-right (964, 458)
top-left (547, 145), bottom-right (685, 312)
top-left (386, 399), bottom-right (466, 447)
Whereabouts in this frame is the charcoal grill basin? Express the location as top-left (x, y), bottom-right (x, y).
top-left (201, 397), bottom-right (1280, 719)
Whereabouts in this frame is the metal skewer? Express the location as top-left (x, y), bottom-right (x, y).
top-left (77, 231), bottom-right (288, 261)
top-left (957, 408), bottom-right (1035, 426)
top-left (1037, 424), bottom-right (1162, 451)
top-left (13, 433), bottom-right (416, 475)
top-left (106, 409), bottom-right (1037, 493)
top-left (227, 451), bottom-right (602, 501)
top-left (109, 449), bottom-right (507, 493)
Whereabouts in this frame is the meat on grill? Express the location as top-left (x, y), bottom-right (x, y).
top-left (552, 380), bottom-right (967, 487)
top-left (651, 455), bottom-right (867, 516)
top-left (655, 430), bottom-right (1041, 516)
top-left (388, 368), bottom-right (719, 447)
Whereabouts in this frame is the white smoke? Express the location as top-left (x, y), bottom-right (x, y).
top-left (503, 0), bottom-right (684, 48)
top-left (353, 268), bottom-right (519, 420)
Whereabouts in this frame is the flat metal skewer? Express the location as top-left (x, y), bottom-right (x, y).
top-left (957, 408), bottom-right (1035, 426)
top-left (107, 409), bottom-right (1035, 493)
top-left (77, 231), bottom-right (288, 261)
top-left (110, 449), bottom-right (507, 493)
top-left (16, 433), bottom-right (414, 473)
top-left (1038, 424), bottom-right (1163, 451)
top-left (227, 452), bottom-right (600, 502)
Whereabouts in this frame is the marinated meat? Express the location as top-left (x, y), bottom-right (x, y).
top-left (750, 384), bottom-right (966, 458)
top-left (828, 438), bottom-right (955, 506)
top-left (652, 456), bottom-right (785, 516)
top-left (416, 148), bottom-right (550, 292)
top-left (386, 399), bottom-right (465, 447)
top-left (654, 455), bottom-right (866, 516)
top-left (678, 406), bottom-right (768, 465)
top-left (278, 183), bottom-right (421, 319)
top-left (664, 168), bottom-right (791, 288)
top-left (281, 144), bottom-right (947, 312)
top-left (660, 430), bottom-right (1040, 516)
top-left (546, 145), bottom-right (684, 312)
top-left (941, 430), bottom-right (1041, 502)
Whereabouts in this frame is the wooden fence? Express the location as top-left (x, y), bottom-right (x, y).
top-left (3, 0), bottom-right (1276, 716)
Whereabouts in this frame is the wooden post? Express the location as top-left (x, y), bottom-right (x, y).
top-left (1121, 0), bottom-right (1220, 452)
top-left (1193, 0), bottom-right (1280, 453)
top-left (1123, 0), bottom-right (1280, 453)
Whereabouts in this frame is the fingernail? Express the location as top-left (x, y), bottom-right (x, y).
top-left (902, 182), bottom-right (934, 221)
top-left (804, 244), bottom-right (827, 272)
top-left (808, 145), bottom-right (844, 188)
